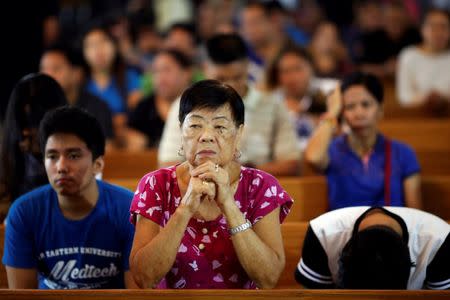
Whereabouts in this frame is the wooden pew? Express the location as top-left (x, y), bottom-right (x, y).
top-left (382, 79), bottom-right (450, 119)
top-left (101, 120), bottom-right (450, 180)
top-left (107, 176), bottom-right (450, 221)
top-left (0, 289), bottom-right (448, 299)
top-left (422, 176), bottom-right (450, 221)
top-left (414, 150), bottom-right (450, 175)
top-left (102, 149), bottom-right (158, 180)
top-left (280, 176), bottom-right (450, 222)
top-left (278, 222), bottom-right (308, 288)
top-left (279, 177), bottom-right (329, 223)
top-left (378, 119), bottom-right (450, 152)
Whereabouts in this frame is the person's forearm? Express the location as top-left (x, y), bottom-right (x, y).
top-left (222, 203), bottom-right (284, 288)
top-left (304, 119), bottom-right (335, 170)
top-left (256, 159), bottom-right (299, 176)
top-left (403, 174), bottom-right (422, 209)
top-left (131, 209), bottom-right (191, 288)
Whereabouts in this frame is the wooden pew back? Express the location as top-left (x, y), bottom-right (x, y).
top-left (102, 149), bottom-right (158, 180)
top-left (108, 176), bottom-right (450, 221)
top-left (278, 222), bottom-right (308, 288)
top-left (378, 120), bottom-right (450, 152)
top-left (279, 177), bottom-right (328, 222)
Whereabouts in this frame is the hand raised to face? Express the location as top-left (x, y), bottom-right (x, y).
top-left (326, 87), bottom-right (342, 119)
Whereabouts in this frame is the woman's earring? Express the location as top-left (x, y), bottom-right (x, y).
top-left (177, 146), bottom-right (185, 157)
top-left (234, 149), bottom-right (242, 160)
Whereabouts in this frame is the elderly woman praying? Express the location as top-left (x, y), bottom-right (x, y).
top-left (129, 80), bottom-right (293, 289)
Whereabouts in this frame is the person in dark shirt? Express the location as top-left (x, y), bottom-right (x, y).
top-left (40, 44), bottom-right (115, 143)
top-left (126, 49), bottom-right (193, 149)
top-left (356, 1), bottom-right (421, 78)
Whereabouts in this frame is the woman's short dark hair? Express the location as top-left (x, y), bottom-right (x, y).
top-left (179, 80), bottom-right (245, 127)
top-left (155, 48), bottom-right (193, 70)
top-left (341, 71), bottom-right (384, 104)
top-left (0, 73), bottom-right (67, 201)
top-left (39, 106), bottom-right (105, 160)
top-left (338, 225), bottom-right (412, 289)
top-left (266, 44), bottom-right (313, 90)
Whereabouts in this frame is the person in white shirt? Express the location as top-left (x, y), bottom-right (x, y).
top-left (397, 8), bottom-right (450, 113)
top-left (158, 33), bottom-right (300, 176)
top-left (295, 206), bottom-right (450, 290)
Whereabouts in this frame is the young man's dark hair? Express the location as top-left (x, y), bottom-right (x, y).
top-left (338, 225), bottom-right (412, 289)
top-left (39, 106), bottom-right (105, 160)
top-left (205, 33), bottom-right (248, 64)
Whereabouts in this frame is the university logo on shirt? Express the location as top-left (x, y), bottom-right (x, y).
top-left (39, 247), bottom-right (123, 289)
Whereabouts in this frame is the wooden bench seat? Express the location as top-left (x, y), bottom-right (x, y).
top-left (0, 288), bottom-right (448, 299)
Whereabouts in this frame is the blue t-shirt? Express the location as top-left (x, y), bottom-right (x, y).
top-left (325, 134), bottom-right (420, 210)
top-left (86, 69), bottom-right (141, 114)
top-left (2, 180), bottom-right (134, 289)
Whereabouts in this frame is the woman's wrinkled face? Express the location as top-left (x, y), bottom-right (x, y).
top-left (342, 85), bottom-right (382, 131)
top-left (181, 103), bottom-right (242, 167)
top-left (83, 29), bottom-right (116, 71)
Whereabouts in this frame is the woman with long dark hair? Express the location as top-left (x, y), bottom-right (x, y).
top-left (0, 73), bottom-right (67, 220)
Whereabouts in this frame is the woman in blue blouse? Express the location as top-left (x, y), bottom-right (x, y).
top-left (82, 19), bottom-right (143, 147)
top-left (305, 72), bottom-right (422, 210)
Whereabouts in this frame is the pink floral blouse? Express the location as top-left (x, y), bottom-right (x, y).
top-left (130, 165), bottom-right (293, 289)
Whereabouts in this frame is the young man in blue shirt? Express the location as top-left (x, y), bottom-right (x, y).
top-left (2, 107), bottom-right (137, 289)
